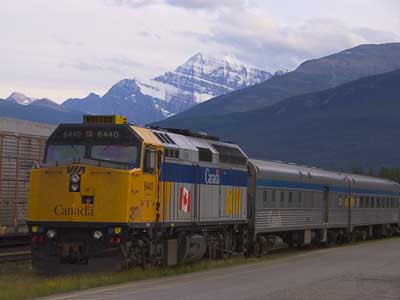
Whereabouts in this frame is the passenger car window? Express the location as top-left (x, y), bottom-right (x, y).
top-left (280, 190), bottom-right (285, 208)
top-left (263, 190), bottom-right (268, 208)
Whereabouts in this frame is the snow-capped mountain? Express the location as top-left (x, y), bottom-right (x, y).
top-left (62, 53), bottom-right (272, 124)
top-left (5, 92), bottom-right (36, 105)
top-left (138, 53), bottom-right (272, 115)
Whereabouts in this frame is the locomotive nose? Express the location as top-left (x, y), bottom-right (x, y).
top-left (28, 164), bottom-right (130, 224)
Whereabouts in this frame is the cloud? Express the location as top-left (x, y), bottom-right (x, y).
top-left (193, 9), bottom-right (400, 71)
top-left (64, 56), bottom-right (144, 74)
top-left (165, 0), bottom-right (246, 10)
top-left (103, 0), bottom-right (162, 8)
top-left (138, 31), bottom-right (161, 39)
top-left (105, 0), bottom-right (247, 10)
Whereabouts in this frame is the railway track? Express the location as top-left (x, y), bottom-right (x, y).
top-left (0, 244), bottom-right (31, 264)
top-left (0, 249), bottom-right (31, 263)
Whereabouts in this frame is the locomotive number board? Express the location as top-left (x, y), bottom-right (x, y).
top-left (48, 125), bottom-right (138, 145)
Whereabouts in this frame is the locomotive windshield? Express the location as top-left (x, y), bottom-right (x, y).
top-left (45, 124), bottom-right (141, 168)
top-left (91, 145), bottom-right (138, 164)
top-left (46, 144), bottom-right (139, 166)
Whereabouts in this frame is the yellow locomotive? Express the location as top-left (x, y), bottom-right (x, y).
top-left (28, 115), bottom-right (249, 272)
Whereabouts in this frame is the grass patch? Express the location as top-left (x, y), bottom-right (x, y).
top-left (0, 254), bottom-right (284, 300)
top-left (1, 237), bottom-right (399, 300)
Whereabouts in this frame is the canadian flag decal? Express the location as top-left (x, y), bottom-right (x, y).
top-left (179, 186), bottom-right (191, 213)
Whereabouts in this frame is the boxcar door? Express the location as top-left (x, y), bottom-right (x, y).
top-left (322, 187), bottom-right (330, 224)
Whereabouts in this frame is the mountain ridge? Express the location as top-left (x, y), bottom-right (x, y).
top-left (62, 53), bottom-right (272, 123)
top-left (156, 42), bottom-right (400, 125)
top-left (0, 99), bottom-right (82, 124)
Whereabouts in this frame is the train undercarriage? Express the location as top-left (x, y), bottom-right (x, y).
top-left (30, 223), bottom-right (249, 274)
top-left (253, 223), bottom-right (400, 256)
top-left (30, 221), bottom-right (400, 274)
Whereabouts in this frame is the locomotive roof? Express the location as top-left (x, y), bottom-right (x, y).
top-left (151, 128), bottom-right (244, 151)
top-left (250, 159), bottom-right (400, 193)
top-left (150, 128), bottom-right (247, 167)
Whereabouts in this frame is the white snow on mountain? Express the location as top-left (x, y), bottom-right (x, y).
top-left (5, 92), bottom-right (36, 105)
top-left (139, 53), bottom-right (272, 105)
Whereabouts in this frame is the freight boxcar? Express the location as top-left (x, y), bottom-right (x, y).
top-left (0, 118), bottom-right (55, 244)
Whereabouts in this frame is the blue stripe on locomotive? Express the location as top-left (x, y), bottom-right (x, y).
top-left (256, 178), bottom-right (400, 197)
top-left (160, 162), bottom-right (247, 187)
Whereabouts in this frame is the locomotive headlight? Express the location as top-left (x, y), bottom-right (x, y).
top-left (70, 183), bottom-right (80, 192)
top-left (46, 229), bottom-right (56, 239)
top-left (93, 230), bottom-right (103, 239)
top-left (69, 174), bottom-right (81, 192)
top-left (70, 174), bottom-right (80, 183)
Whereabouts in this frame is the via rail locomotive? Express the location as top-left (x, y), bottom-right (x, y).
top-left (27, 116), bottom-right (400, 272)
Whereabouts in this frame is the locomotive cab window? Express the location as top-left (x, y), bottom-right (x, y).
top-left (212, 144), bottom-right (246, 166)
top-left (44, 124), bottom-right (142, 169)
top-left (46, 144), bottom-right (86, 164)
top-left (91, 145), bottom-right (138, 165)
top-left (198, 147), bottom-right (212, 162)
top-left (165, 148), bottom-right (179, 159)
top-left (143, 149), bottom-right (156, 174)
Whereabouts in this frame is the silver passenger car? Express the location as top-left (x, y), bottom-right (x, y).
top-left (248, 159), bottom-right (400, 244)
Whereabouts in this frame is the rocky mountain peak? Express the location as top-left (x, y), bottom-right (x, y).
top-left (175, 52), bottom-right (270, 85)
top-left (145, 52), bottom-right (272, 109)
top-left (6, 92), bottom-right (36, 105)
top-left (104, 79), bottom-right (141, 99)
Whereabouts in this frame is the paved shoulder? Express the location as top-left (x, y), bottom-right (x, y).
top-left (40, 238), bottom-right (400, 300)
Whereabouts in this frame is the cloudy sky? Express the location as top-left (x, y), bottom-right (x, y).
top-left (1, 0), bottom-right (399, 103)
